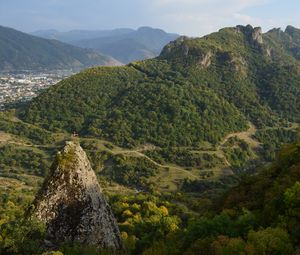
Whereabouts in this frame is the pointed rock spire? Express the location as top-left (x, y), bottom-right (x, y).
top-left (32, 141), bottom-right (122, 250)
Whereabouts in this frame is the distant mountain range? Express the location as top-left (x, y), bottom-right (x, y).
top-left (32, 27), bottom-right (180, 64)
top-left (0, 25), bottom-right (120, 72)
top-left (31, 28), bottom-right (136, 43)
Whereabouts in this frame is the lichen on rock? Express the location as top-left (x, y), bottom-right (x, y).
top-left (32, 141), bottom-right (122, 251)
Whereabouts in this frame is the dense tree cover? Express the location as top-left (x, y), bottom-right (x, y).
top-left (110, 194), bottom-right (181, 254)
top-left (0, 145), bottom-right (51, 176)
top-left (22, 64), bottom-right (247, 148)
top-left (160, 25), bottom-right (300, 127)
top-left (21, 26), bottom-right (300, 150)
top-left (181, 175), bottom-right (240, 194)
top-left (18, 25), bottom-right (300, 190)
top-left (0, 111), bottom-right (54, 145)
top-left (257, 64), bottom-right (300, 123)
top-left (102, 155), bottom-right (158, 190)
top-left (0, 178), bottom-right (45, 255)
top-left (221, 142), bottom-right (300, 241)
top-left (145, 148), bottom-right (224, 169)
top-left (255, 128), bottom-right (300, 160)
top-left (0, 141), bottom-right (299, 254)
top-left (265, 25), bottom-right (300, 62)
top-left (222, 137), bottom-right (255, 168)
top-left (141, 142), bottom-right (300, 254)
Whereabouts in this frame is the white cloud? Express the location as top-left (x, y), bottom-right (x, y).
top-left (146, 0), bottom-right (273, 36)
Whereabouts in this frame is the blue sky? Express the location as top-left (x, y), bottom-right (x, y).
top-left (0, 0), bottom-right (299, 36)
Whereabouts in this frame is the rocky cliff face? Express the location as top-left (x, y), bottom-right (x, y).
top-left (32, 141), bottom-right (122, 250)
top-left (236, 25), bottom-right (263, 45)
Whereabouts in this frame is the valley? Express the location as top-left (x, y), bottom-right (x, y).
top-left (0, 23), bottom-right (300, 254)
top-left (0, 71), bottom-right (74, 109)
top-left (1, 24), bottom-right (300, 197)
top-left (0, 111), bottom-right (298, 195)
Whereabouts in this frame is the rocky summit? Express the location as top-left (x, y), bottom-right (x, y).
top-left (32, 141), bottom-right (122, 250)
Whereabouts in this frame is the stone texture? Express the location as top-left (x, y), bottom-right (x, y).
top-left (32, 141), bottom-right (122, 250)
top-left (252, 27), bottom-right (263, 45)
top-left (236, 25), bottom-right (263, 45)
top-left (198, 51), bottom-right (212, 68)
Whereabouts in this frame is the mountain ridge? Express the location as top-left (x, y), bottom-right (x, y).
top-left (32, 26), bottom-right (180, 64)
top-left (0, 25), bottom-right (121, 71)
top-left (32, 28), bottom-right (135, 42)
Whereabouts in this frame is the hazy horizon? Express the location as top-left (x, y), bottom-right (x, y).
top-left (0, 0), bottom-right (299, 37)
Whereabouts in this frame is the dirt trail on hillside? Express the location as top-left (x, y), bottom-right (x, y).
top-left (0, 131), bottom-right (12, 142)
top-left (113, 149), bottom-right (200, 179)
top-left (219, 122), bottom-right (261, 149)
top-left (110, 123), bottom-right (261, 173)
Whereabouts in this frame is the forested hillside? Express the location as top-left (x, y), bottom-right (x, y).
top-left (23, 25), bottom-right (300, 147)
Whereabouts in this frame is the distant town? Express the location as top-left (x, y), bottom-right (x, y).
top-left (0, 70), bottom-right (75, 109)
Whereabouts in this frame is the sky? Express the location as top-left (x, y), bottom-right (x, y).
top-left (0, 0), bottom-right (299, 36)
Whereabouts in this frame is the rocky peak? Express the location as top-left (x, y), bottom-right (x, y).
top-left (32, 141), bottom-right (122, 250)
top-left (236, 24), bottom-right (263, 45)
top-left (252, 27), bottom-right (263, 44)
top-left (160, 36), bottom-right (190, 57)
top-left (285, 25), bottom-right (298, 35)
top-left (160, 36), bottom-right (213, 68)
top-left (268, 28), bottom-right (283, 35)
top-left (285, 25), bottom-right (300, 44)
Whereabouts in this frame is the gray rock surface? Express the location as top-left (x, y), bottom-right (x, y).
top-left (252, 27), bottom-right (263, 44)
top-left (236, 25), bottom-right (263, 45)
top-left (32, 141), bottom-right (122, 250)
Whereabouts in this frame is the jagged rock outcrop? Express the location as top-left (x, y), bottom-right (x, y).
top-left (160, 36), bottom-right (190, 57)
top-left (32, 141), bottom-right (122, 250)
top-left (198, 51), bottom-right (212, 68)
top-left (236, 25), bottom-right (263, 45)
top-left (252, 27), bottom-right (263, 44)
